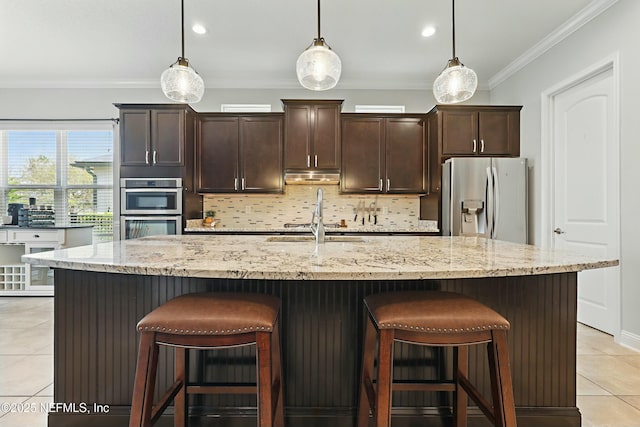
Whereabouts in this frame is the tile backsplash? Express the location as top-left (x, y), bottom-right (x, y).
top-left (201, 185), bottom-right (424, 230)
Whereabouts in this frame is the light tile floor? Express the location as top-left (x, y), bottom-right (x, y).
top-left (0, 297), bottom-right (639, 426)
top-left (0, 297), bottom-right (53, 427)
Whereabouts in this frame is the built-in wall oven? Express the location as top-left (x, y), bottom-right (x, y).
top-left (120, 178), bottom-right (182, 239)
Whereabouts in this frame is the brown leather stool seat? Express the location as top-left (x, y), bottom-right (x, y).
top-left (129, 292), bottom-right (284, 427)
top-left (357, 291), bottom-right (516, 427)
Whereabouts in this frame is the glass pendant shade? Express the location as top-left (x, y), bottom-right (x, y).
top-left (161, 58), bottom-right (204, 103)
top-left (296, 40), bottom-right (342, 91)
top-left (433, 58), bottom-right (477, 104)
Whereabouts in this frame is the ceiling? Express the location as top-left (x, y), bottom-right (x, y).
top-left (0, 0), bottom-right (605, 91)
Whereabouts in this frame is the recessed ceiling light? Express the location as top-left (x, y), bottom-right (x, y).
top-left (192, 24), bottom-right (207, 35)
top-left (421, 26), bottom-right (437, 38)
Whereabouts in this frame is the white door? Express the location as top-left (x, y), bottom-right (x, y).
top-left (552, 67), bottom-right (619, 334)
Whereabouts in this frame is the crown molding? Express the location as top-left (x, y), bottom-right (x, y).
top-left (488, 0), bottom-right (619, 90)
top-left (0, 79), bottom-right (159, 89)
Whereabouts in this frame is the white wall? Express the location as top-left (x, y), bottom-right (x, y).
top-left (0, 87), bottom-right (489, 118)
top-left (490, 0), bottom-right (640, 342)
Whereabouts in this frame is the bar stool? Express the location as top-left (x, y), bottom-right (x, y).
top-left (357, 291), bottom-right (516, 427)
top-left (129, 292), bottom-right (284, 427)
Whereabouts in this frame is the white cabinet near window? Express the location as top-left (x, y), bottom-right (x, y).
top-left (0, 226), bottom-right (92, 296)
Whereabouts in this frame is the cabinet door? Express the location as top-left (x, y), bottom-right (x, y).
top-left (120, 110), bottom-right (151, 166)
top-left (385, 118), bottom-right (426, 193)
top-left (441, 110), bottom-right (478, 156)
top-left (197, 117), bottom-right (239, 192)
top-left (313, 104), bottom-right (340, 170)
top-left (478, 110), bottom-right (520, 156)
top-left (284, 105), bottom-right (311, 169)
top-left (240, 117), bottom-right (283, 193)
top-left (341, 117), bottom-right (384, 193)
top-left (152, 110), bottom-right (184, 165)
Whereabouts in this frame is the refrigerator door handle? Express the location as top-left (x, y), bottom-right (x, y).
top-left (491, 166), bottom-right (499, 239)
top-left (486, 166), bottom-right (494, 238)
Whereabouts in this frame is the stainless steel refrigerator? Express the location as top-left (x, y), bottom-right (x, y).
top-left (442, 157), bottom-right (528, 244)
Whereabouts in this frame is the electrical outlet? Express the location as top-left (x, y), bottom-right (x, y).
top-left (245, 205), bottom-right (252, 214)
top-left (382, 206), bottom-right (389, 215)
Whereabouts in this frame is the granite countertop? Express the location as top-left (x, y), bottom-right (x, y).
top-left (22, 235), bottom-right (618, 281)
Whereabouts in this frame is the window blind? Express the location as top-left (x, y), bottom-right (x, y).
top-left (0, 124), bottom-right (114, 242)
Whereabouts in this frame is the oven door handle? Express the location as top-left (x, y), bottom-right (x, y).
top-left (121, 188), bottom-right (181, 193)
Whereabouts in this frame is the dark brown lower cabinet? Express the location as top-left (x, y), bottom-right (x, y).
top-left (50, 270), bottom-right (580, 427)
top-left (196, 114), bottom-right (283, 193)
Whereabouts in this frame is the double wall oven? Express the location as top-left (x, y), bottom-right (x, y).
top-left (120, 178), bottom-right (182, 239)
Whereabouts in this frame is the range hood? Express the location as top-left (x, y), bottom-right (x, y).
top-left (284, 171), bottom-right (340, 185)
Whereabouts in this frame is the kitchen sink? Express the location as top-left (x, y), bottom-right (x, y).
top-left (266, 236), bottom-right (364, 243)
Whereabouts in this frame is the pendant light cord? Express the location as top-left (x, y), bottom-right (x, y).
top-left (451, 0), bottom-right (456, 59)
top-left (181, 0), bottom-right (185, 58)
top-left (317, 0), bottom-right (322, 40)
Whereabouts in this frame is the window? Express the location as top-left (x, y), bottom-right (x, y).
top-left (354, 105), bottom-right (406, 113)
top-left (0, 123), bottom-right (114, 242)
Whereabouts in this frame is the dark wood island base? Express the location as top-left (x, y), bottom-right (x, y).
top-left (50, 269), bottom-right (580, 427)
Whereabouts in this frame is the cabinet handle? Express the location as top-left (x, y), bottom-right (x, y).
top-left (379, 179), bottom-right (383, 191)
top-left (314, 155), bottom-right (318, 167)
top-left (387, 178), bottom-right (390, 191)
top-left (153, 151), bottom-right (157, 164)
top-left (307, 155), bottom-right (310, 168)
top-left (480, 139), bottom-right (485, 153)
top-left (33, 234), bottom-right (40, 238)
top-left (234, 178), bottom-right (238, 191)
top-left (145, 150), bottom-right (149, 164)
top-left (241, 178), bottom-right (246, 191)
top-left (473, 139), bottom-right (477, 153)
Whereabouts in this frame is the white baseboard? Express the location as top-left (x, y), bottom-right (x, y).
top-left (617, 330), bottom-right (640, 352)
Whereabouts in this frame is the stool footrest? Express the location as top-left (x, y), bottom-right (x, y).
top-left (151, 380), bottom-right (184, 424)
top-left (459, 374), bottom-right (496, 425)
top-left (392, 379), bottom-right (456, 392)
top-left (271, 378), bottom-right (281, 416)
top-left (187, 383), bottom-right (258, 395)
top-left (363, 375), bottom-right (376, 412)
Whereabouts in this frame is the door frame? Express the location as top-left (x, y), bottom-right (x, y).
top-left (540, 52), bottom-right (621, 336)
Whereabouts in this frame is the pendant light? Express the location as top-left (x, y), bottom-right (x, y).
top-left (433, 0), bottom-right (477, 104)
top-left (160, 0), bottom-right (205, 103)
top-left (296, 0), bottom-right (342, 91)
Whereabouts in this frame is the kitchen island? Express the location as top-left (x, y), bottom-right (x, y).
top-left (23, 235), bottom-right (617, 427)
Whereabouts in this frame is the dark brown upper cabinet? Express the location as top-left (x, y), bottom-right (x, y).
top-left (117, 104), bottom-right (189, 167)
top-left (196, 114), bottom-right (283, 193)
top-left (282, 99), bottom-right (343, 171)
top-left (427, 105), bottom-right (521, 193)
top-left (341, 114), bottom-right (427, 194)
top-left (435, 105), bottom-right (521, 157)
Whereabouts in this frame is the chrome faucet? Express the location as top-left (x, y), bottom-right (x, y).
top-left (310, 188), bottom-right (325, 244)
